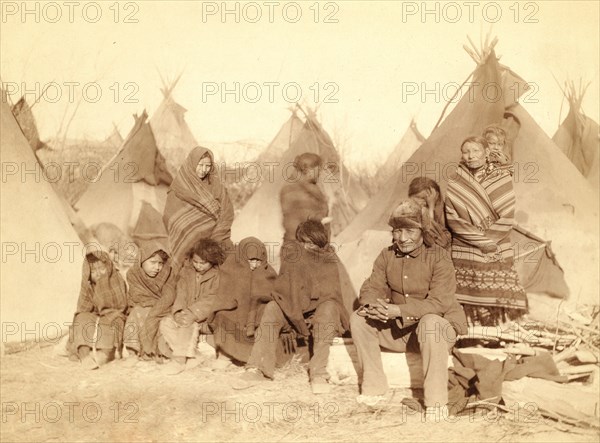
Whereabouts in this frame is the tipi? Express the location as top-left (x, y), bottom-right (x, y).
top-left (376, 119), bottom-right (425, 189)
top-left (552, 80), bottom-right (599, 189)
top-left (74, 111), bottom-right (173, 238)
top-left (11, 96), bottom-right (46, 152)
top-left (7, 96), bottom-right (91, 243)
top-left (231, 107), bottom-right (369, 263)
top-left (335, 40), bottom-right (598, 307)
top-left (149, 77), bottom-right (199, 176)
top-left (255, 110), bottom-right (304, 165)
top-left (219, 111), bottom-right (304, 212)
top-left (1, 98), bottom-right (84, 344)
top-left (131, 200), bottom-right (169, 243)
top-left (103, 123), bottom-right (124, 149)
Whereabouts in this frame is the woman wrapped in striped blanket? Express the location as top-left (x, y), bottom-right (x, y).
top-left (163, 147), bottom-right (234, 271)
top-left (444, 136), bottom-right (527, 326)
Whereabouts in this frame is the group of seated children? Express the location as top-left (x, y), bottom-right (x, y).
top-left (68, 220), bottom-right (348, 394)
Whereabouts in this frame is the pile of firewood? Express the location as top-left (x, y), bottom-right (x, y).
top-left (458, 305), bottom-right (600, 383)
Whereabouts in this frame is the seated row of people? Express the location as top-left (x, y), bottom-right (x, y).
top-left (68, 124), bottom-right (523, 418)
top-left (67, 220), bottom-right (348, 394)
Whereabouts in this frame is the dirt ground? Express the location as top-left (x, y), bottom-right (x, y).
top-left (1, 344), bottom-right (599, 443)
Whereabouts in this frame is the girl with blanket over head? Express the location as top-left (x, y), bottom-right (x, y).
top-left (445, 136), bottom-right (527, 326)
top-left (208, 237), bottom-right (278, 363)
top-left (159, 239), bottom-right (225, 375)
top-left (69, 251), bottom-right (128, 370)
top-left (240, 220), bottom-right (349, 395)
top-left (124, 241), bottom-right (176, 360)
top-left (163, 146), bottom-right (234, 271)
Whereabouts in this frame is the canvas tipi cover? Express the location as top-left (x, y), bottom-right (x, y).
top-left (231, 111), bottom-right (368, 258)
top-left (104, 124), bottom-right (124, 149)
top-left (336, 44), bottom-right (528, 242)
top-left (255, 111), bottom-right (304, 165)
top-left (11, 96), bottom-right (45, 152)
top-left (376, 119), bottom-right (425, 188)
top-left (220, 113), bottom-right (303, 190)
top-left (131, 200), bottom-right (169, 243)
top-left (75, 111), bottom-right (172, 236)
top-left (1, 99), bottom-right (84, 342)
top-left (552, 81), bottom-right (599, 188)
top-left (7, 98), bottom-right (90, 243)
top-left (335, 44), bottom-right (598, 307)
top-left (149, 83), bottom-right (199, 177)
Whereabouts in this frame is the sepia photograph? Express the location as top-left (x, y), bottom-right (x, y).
top-left (1, 1), bottom-right (599, 441)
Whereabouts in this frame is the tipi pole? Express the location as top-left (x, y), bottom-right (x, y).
top-left (431, 71), bottom-right (474, 134)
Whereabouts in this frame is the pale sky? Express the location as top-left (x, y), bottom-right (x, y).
top-left (1, 1), bottom-right (598, 168)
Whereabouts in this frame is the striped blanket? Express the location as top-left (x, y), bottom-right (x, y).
top-left (445, 163), bottom-right (527, 325)
top-left (163, 147), bottom-right (234, 268)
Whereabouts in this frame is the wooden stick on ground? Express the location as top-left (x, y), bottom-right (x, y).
top-left (560, 364), bottom-right (599, 375)
top-left (553, 345), bottom-right (579, 363)
top-left (575, 350), bottom-right (599, 364)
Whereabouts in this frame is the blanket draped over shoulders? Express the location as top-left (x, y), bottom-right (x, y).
top-left (163, 147), bottom-right (234, 268)
top-left (76, 251), bottom-right (128, 318)
top-left (272, 242), bottom-right (350, 337)
top-left (69, 251), bottom-right (128, 354)
top-left (126, 241), bottom-right (176, 354)
top-left (445, 163), bottom-right (527, 325)
top-left (209, 237), bottom-right (277, 362)
top-left (279, 181), bottom-right (329, 243)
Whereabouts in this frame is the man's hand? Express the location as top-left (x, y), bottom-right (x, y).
top-left (373, 298), bottom-right (401, 322)
top-left (174, 309), bottom-right (195, 327)
top-left (358, 300), bottom-right (401, 323)
top-left (357, 304), bottom-right (384, 321)
top-left (356, 304), bottom-right (371, 317)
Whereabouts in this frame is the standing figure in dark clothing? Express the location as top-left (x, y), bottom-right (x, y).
top-left (279, 153), bottom-right (331, 271)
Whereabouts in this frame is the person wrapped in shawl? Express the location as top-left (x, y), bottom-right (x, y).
top-left (124, 241), bottom-right (176, 359)
top-left (159, 239), bottom-right (225, 375)
top-left (445, 136), bottom-right (527, 326)
top-left (163, 146), bottom-right (234, 271)
top-left (408, 177), bottom-right (452, 250)
top-left (279, 152), bottom-right (330, 272)
top-left (69, 251), bottom-right (128, 370)
top-left (208, 237), bottom-right (278, 363)
top-left (241, 221), bottom-right (349, 395)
